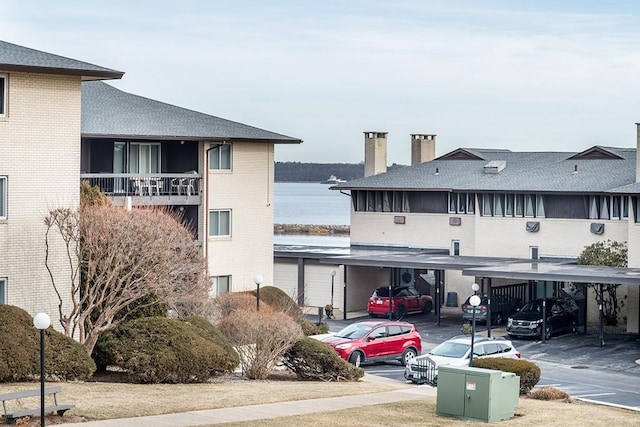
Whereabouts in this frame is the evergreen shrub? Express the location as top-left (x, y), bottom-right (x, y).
top-left (93, 317), bottom-right (237, 383)
top-left (472, 357), bottom-right (541, 394)
top-left (0, 305), bottom-right (95, 382)
top-left (282, 337), bottom-right (364, 381)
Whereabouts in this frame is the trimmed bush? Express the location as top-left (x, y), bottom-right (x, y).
top-left (472, 357), bottom-right (541, 394)
top-left (181, 316), bottom-right (239, 367)
top-left (93, 317), bottom-right (237, 383)
top-left (301, 321), bottom-right (329, 336)
top-left (257, 286), bottom-right (305, 324)
top-left (0, 305), bottom-right (95, 382)
top-left (282, 337), bottom-right (364, 382)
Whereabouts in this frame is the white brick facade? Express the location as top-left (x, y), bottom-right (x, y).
top-left (0, 71), bottom-right (80, 321)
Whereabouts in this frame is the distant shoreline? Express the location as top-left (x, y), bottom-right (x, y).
top-left (274, 224), bottom-right (350, 235)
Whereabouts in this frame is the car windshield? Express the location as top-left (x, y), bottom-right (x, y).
top-left (334, 323), bottom-right (373, 339)
top-left (520, 300), bottom-right (543, 313)
top-left (429, 341), bottom-right (470, 358)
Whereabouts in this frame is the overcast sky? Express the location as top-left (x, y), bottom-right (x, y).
top-left (3, 1), bottom-right (640, 164)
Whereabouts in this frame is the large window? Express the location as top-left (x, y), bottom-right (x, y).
top-left (129, 143), bottom-right (160, 173)
top-left (0, 278), bottom-right (5, 304)
top-left (209, 210), bottom-right (231, 236)
top-left (448, 192), bottom-right (475, 214)
top-left (209, 275), bottom-right (230, 298)
top-left (0, 177), bottom-right (6, 219)
top-left (590, 195), bottom-right (628, 221)
top-left (0, 75), bottom-right (6, 117)
top-left (209, 144), bottom-right (231, 170)
top-left (480, 193), bottom-right (545, 218)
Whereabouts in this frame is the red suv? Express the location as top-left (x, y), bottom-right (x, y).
top-left (368, 285), bottom-right (433, 319)
top-left (321, 320), bottom-right (422, 367)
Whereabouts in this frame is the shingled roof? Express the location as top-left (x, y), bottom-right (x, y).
top-left (0, 40), bottom-right (123, 80)
top-left (333, 146), bottom-right (638, 194)
top-left (81, 81), bottom-right (302, 143)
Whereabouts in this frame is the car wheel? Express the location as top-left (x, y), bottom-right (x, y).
top-left (401, 348), bottom-right (417, 366)
top-left (349, 351), bottom-right (363, 368)
top-left (422, 301), bottom-right (433, 315)
top-left (395, 305), bottom-right (407, 320)
top-left (494, 312), bottom-right (504, 325)
top-left (507, 334), bottom-right (518, 340)
top-left (368, 313), bottom-right (377, 318)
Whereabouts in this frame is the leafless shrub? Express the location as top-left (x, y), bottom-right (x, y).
top-left (218, 310), bottom-right (303, 379)
top-left (528, 386), bottom-right (571, 401)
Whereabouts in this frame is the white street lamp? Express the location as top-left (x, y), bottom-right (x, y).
top-left (33, 312), bottom-right (51, 427)
top-left (253, 275), bottom-right (263, 311)
top-left (469, 283), bottom-right (481, 367)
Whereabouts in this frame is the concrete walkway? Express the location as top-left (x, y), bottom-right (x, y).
top-left (61, 376), bottom-right (437, 427)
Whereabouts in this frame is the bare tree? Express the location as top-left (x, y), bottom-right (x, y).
top-left (45, 204), bottom-right (211, 354)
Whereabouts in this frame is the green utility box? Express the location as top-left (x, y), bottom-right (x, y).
top-left (436, 366), bottom-right (519, 423)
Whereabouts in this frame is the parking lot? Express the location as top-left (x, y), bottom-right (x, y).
top-left (319, 307), bottom-right (640, 411)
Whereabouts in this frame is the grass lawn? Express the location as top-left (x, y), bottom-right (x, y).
top-left (2, 373), bottom-right (638, 426)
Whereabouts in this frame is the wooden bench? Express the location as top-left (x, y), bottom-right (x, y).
top-left (0, 386), bottom-right (75, 424)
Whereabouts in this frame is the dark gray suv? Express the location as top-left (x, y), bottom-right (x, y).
top-left (506, 298), bottom-right (579, 340)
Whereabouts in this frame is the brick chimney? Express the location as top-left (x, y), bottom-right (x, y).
top-left (411, 134), bottom-right (436, 165)
top-left (364, 132), bottom-right (388, 177)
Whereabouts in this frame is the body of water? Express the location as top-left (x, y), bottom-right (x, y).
top-left (274, 182), bottom-right (351, 246)
top-left (274, 182), bottom-right (351, 226)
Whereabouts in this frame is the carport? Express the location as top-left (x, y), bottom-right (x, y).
top-left (319, 250), bottom-right (562, 328)
top-left (464, 262), bottom-right (640, 347)
top-left (276, 245), bottom-right (639, 345)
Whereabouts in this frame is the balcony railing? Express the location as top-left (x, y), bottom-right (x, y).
top-left (80, 173), bottom-right (202, 206)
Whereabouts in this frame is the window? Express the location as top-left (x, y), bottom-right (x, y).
top-left (209, 144), bottom-right (231, 170)
top-left (530, 246), bottom-right (539, 260)
top-left (0, 278), bottom-right (5, 304)
top-left (448, 192), bottom-right (476, 214)
top-left (0, 75), bottom-right (5, 117)
top-left (0, 177), bottom-right (5, 219)
top-left (209, 210), bottom-right (231, 236)
top-left (451, 240), bottom-right (460, 256)
top-left (209, 275), bottom-right (230, 298)
top-left (130, 143), bottom-right (160, 173)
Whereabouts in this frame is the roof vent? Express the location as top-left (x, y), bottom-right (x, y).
top-left (484, 160), bottom-right (506, 174)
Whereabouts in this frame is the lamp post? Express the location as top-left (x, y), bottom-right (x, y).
top-left (329, 270), bottom-right (336, 309)
top-left (33, 312), bottom-right (51, 427)
top-left (253, 274), bottom-right (263, 311)
top-left (469, 283), bottom-right (481, 367)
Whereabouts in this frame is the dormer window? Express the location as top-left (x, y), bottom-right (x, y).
top-left (0, 74), bottom-right (6, 117)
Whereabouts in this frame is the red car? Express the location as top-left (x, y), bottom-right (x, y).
top-left (368, 285), bottom-right (433, 319)
top-left (321, 320), bottom-right (422, 367)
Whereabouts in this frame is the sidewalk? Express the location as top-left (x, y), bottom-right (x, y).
top-left (61, 375), bottom-right (437, 427)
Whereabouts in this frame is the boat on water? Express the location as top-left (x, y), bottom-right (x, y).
top-left (321, 175), bottom-right (347, 184)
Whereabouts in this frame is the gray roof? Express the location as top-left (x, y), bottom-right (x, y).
top-left (0, 40), bottom-right (123, 80)
top-left (81, 81), bottom-right (302, 143)
top-left (334, 146), bottom-right (638, 194)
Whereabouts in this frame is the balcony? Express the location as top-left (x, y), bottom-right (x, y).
top-left (81, 173), bottom-right (202, 206)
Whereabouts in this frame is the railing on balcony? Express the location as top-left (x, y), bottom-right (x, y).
top-left (80, 173), bottom-right (202, 206)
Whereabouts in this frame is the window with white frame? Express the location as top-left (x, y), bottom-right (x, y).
top-left (209, 144), bottom-right (231, 170)
top-left (209, 275), bottom-right (230, 298)
top-left (451, 240), bottom-right (460, 256)
top-left (0, 278), bottom-right (6, 304)
top-left (0, 74), bottom-right (6, 117)
top-left (0, 177), bottom-right (6, 219)
top-left (209, 209), bottom-right (231, 237)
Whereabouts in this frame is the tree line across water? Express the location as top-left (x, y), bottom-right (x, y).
top-left (275, 162), bottom-right (406, 182)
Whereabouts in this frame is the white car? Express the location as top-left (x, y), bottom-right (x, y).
top-left (404, 335), bottom-right (521, 385)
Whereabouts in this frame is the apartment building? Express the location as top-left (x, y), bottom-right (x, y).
top-left (1, 40), bottom-right (301, 321)
top-left (275, 132), bottom-right (640, 334)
